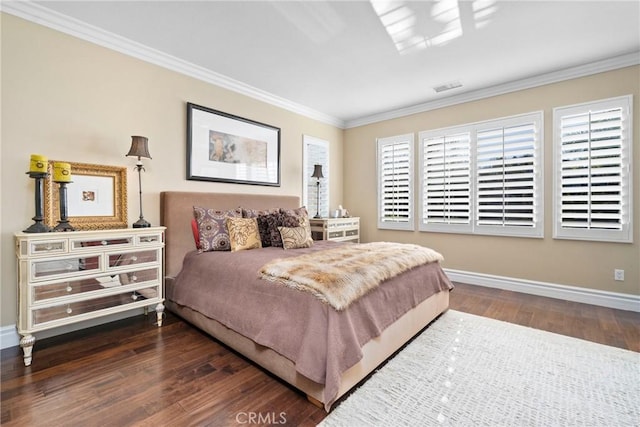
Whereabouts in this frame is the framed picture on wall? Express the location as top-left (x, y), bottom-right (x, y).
top-left (186, 102), bottom-right (281, 187)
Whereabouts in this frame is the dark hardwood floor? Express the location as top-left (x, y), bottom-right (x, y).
top-left (2, 283), bottom-right (638, 426)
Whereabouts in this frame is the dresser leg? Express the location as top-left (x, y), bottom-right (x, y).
top-left (155, 302), bottom-right (165, 327)
top-left (19, 334), bottom-right (36, 367)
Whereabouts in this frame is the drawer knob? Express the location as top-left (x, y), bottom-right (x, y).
top-left (66, 307), bottom-right (72, 314)
top-left (131, 275), bottom-right (137, 282)
top-left (101, 240), bottom-right (108, 246)
top-left (131, 256), bottom-right (138, 262)
top-left (66, 285), bottom-right (72, 292)
top-left (45, 245), bottom-right (52, 251)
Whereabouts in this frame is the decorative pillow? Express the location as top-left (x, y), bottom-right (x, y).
top-left (226, 217), bottom-right (262, 252)
top-left (242, 207), bottom-right (279, 247)
top-left (191, 218), bottom-right (201, 250)
top-left (279, 206), bottom-right (312, 241)
top-left (242, 207), bottom-right (279, 218)
top-left (270, 211), bottom-right (302, 247)
top-left (280, 206), bottom-right (309, 218)
top-left (278, 226), bottom-right (313, 250)
top-left (193, 206), bottom-right (242, 251)
top-left (255, 213), bottom-right (278, 247)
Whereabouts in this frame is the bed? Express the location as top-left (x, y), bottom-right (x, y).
top-left (160, 191), bottom-right (453, 411)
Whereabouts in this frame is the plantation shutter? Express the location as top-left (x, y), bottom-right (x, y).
top-left (554, 95), bottom-right (632, 242)
top-left (377, 134), bottom-right (414, 230)
top-left (422, 132), bottom-right (471, 225)
top-left (476, 122), bottom-right (538, 228)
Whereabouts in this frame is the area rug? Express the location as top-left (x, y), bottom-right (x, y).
top-left (319, 310), bottom-right (639, 426)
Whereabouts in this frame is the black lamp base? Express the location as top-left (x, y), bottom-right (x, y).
top-left (132, 218), bottom-right (151, 228)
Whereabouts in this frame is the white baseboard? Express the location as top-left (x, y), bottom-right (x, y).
top-left (0, 325), bottom-right (20, 350)
top-left (445, 269), bottom-right (640, 313)
top-left (0, 309), bottom-right (146, 350)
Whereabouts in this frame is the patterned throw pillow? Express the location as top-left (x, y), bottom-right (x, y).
top-left (242, 207), bottom-right (279, 218)
top-left (226, 217), bottom-right (262, 252)
top-left (278, 226), bottom-right (313, 249)
top-left (256, 213), bottom-right (278, 247)
top-left (270, 211), bottom-right (302, 247)
top-left (242, 207), bottom-right (279, 247)
top-left (280, 206), bottom-right (310, 220)
top-left (279, 206), bottom-right (312, 241)
top-left (193, 206), bottom-right (242, 251)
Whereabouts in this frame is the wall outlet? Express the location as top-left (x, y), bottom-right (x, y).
top-left (614, 269), bottom-right (625, 281)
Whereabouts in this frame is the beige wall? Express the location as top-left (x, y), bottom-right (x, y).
top-left (345, 66), bottom-right (640, 296)
top-left (0, 14), bottom-right (343, 326)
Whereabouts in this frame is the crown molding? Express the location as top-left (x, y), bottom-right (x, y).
top-left (345, 51), bottom-right (640, 129)
top-left (1, 1), bottom-right (346, 128)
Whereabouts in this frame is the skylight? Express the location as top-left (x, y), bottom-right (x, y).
top-left (370, 0), bottom-right (497, 55)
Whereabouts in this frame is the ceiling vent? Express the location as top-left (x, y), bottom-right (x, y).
top-left (433, 81), bottom-right (463, 93)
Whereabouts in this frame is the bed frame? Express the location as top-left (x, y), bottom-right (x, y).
top-left (160, 191), bottom-right (449, 410)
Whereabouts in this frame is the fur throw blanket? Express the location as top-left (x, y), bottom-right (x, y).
top-left (259, 242), bottom-right (444, 310)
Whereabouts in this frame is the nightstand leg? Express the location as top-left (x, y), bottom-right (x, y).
top-left (19, 334), bottom-right (35, 367)
top-left (155, 302), bottom-right (165, 327)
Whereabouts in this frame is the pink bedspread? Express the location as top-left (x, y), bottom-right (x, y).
top-left (168, 240), bottom-right (453, 409)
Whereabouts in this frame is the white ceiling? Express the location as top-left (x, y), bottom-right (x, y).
top-left (11, 1), bottom-right (640, 127)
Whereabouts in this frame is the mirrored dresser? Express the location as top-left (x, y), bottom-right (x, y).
top-left (309, 217), bottom-right (360, 243)
top-left (14, 227), bottom-right (165, 366)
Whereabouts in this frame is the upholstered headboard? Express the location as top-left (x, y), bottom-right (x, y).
top-left (160, 191), bottom-right (300, 279)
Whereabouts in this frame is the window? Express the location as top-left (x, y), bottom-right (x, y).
top-left (553, 95), bottom-right (633, 243)
top-left (475, 117), bottom-right (541, 235)
top-left (419, 112), bottom-right (543, 238)
top-left (419, 128), bottom-right (471, 233)
top-left (303, 135), bottom-right (329, 218)
top-left (377, 134), bottom-right (414, 230)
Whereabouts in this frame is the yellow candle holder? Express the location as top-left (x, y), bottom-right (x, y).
top-left (53, 162), bottom-right (72, 183)
top-left (29, 154), bottom-right (48, 174)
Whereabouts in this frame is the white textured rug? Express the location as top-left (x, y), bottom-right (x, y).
top-left (319, 310), bottom-right (640, 427)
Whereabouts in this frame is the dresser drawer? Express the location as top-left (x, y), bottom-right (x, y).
top-left (107, 249), bottom-right (159, 271)
top-left (31, 267), bottom-right (160, 303)
top-left (32, 277), bottom-right (104, 302)
top-left (70, 236), bottom-right (132, 251)
top-left (137, 232), bottom-right (163, 245)
top-left (32, 285), bottom-right (159, 326)
top-left (23, 239), bottom-right (67, 256)
top-left (116, 267), bottom-right (159, 286)
top-left (326, 219), bottom-right (359, 230)
top-left (31, 254), bottom-right (102, 282)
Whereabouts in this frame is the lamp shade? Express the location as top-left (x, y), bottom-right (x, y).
top-left (311, 164), bottom-right (324, 179)
top-left (126, 136), bottom-right (152, 159)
